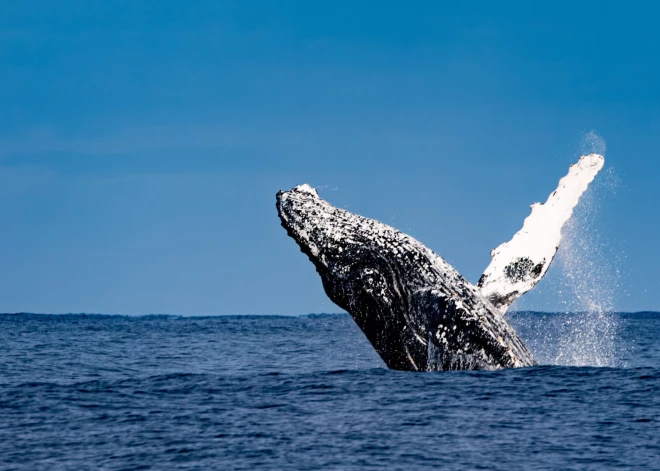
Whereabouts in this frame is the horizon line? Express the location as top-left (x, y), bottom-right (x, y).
top-left (1, 311), bottom-right (659, 318)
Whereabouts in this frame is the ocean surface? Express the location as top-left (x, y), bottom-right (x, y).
top-left (0, 312), bottom-right (658, 470)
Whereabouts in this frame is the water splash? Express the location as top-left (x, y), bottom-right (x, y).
top-left (512, 133), bottom-right (625, 367)
top-left (579, 129), bottom-right (607, 156)
top-left (549, 170), bottom-right (622, 367)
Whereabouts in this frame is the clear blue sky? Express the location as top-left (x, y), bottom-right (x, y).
top-left (1, 1), bottom-right (658, 314)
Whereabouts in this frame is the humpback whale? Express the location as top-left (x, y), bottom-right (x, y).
top-left (277, 155), bottom-right (604, 371)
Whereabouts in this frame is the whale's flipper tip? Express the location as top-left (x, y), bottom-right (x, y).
top-left (478, 154), bottom-right (605, 313)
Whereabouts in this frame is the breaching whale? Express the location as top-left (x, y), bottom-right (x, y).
top-left (277, 155), bottom-right (604, 371)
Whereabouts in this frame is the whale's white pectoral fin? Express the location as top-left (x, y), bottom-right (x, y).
top-left (478, 154), bottom-right (605, 313)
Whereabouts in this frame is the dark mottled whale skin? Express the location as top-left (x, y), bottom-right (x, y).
top-left (276, 185), bottom-right (535, 371)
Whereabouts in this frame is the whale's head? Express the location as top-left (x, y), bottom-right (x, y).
top-left (276, 183), bottom-right (427, 315)
top-left (276, 184), bottom-right (414, 296)
top-left (276, 184), bottom-right (434, 298)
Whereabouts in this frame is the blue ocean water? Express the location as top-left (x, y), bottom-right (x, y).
top-left (0, 312), bottom-right (658, 470)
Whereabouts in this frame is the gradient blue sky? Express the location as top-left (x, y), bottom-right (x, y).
top-left (1, 1), bottom-right (659, 314)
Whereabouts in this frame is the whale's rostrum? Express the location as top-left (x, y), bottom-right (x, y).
top-left (276, 155), bottom-right (604, 371)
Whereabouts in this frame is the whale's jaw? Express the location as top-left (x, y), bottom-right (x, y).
top-left (277, 185), bottom-right (535, 371)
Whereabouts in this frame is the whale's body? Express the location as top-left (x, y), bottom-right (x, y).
top-left (277, 155), bottom-right (604, 371)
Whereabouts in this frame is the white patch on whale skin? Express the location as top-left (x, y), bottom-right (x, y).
top-left (294, 184), bottom-right (319, 197)
top-left (479, 154), bottom-right (605, 313)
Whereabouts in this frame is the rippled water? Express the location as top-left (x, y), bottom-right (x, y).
top-left (0, 313), bottom-right (658, 470)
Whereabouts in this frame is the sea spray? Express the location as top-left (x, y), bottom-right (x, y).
top-left (550, 167), bottom-right (622, 367)
top-left (580, 129), bottom-right (607, 157)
